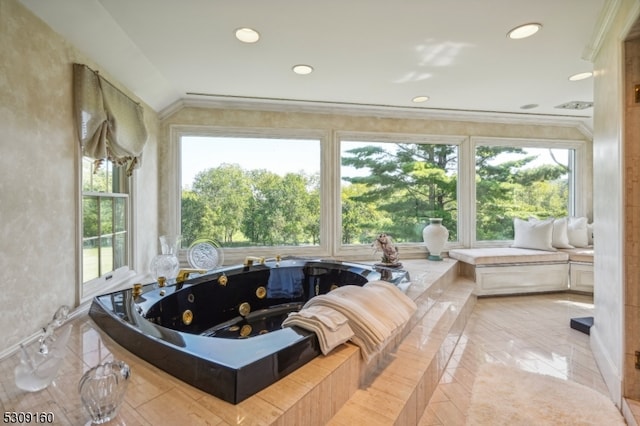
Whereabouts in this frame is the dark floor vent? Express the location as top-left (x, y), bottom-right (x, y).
top-left (570, 316), bottom-right (594, 335)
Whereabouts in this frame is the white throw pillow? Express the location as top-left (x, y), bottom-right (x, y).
top-left (512, 217), bottom-right (555, 251)
top-left (567, 216), bottom-right (589, 248)
top-left (550, 217), bottom-right (573, 249)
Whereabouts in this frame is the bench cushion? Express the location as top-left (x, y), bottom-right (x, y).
top-left (448, 247), bottom-right (569, 266)
top-left (558, 247), bottom-right (594, 263)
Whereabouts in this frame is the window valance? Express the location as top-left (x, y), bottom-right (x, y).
top-left (73, 63), bottom-right (148, 175)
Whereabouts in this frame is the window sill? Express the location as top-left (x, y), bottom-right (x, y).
top-left (80, 266), bottom-right (144, 304)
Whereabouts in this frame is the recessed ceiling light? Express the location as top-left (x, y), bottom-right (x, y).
top-left (412, 96), bottom-right (430, 103)
top-left (568, 72), bottom-right (593, 81)
top-left (507, 23), bottom-right (542, 40)
top-left (292, 64), bottom-right (314, 75)
top-left (235, 27), bottom-right (260, 43)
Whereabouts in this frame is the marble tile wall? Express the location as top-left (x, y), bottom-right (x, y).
top-left (625, 36), bottom-right (640, 399)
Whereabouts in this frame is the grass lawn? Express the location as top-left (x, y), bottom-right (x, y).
top-left (83, 246), bottom-right (113, 282)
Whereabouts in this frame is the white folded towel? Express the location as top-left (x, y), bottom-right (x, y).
top-left (282, 305), bottom-right (354, 355)
top-left (303, 281), bottom-right (417, 362)
top-left (364, 280), bottom-right (418, 326)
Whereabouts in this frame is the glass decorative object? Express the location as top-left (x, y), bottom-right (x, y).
top-left (78, 361), bottom-right (131, 424)
top-left (187, 238), bottom-right (224, 270)
top-left (150, 234), bottom-right (181, 280)
top-left (159, 234), bottom-right (181, 256)
top-left (422, 218), bottom-right (449, 261)
top-left (14, 306), bottom-right (71, 392)
top-left (149, 254), bottom-right (180, 280)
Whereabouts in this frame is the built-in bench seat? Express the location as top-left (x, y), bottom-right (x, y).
top-left (559, 247), bottom-right (594, 293)
top-left (560, 247), bottom-right (594, 263)
top-left (449, 247), bottom-right (593, 296)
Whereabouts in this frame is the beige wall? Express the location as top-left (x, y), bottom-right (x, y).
top-left (0, 0), bottom-right (159, 352)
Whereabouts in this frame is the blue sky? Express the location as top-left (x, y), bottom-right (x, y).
top-left (181, 136), bottom-right (321, 188)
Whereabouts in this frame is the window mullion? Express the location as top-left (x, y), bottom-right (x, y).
top-left (96, 195), bottom-right (102, 277)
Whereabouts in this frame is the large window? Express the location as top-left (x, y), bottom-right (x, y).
top-left (473, 137), bottom-right (581, 243)
top-left (180, 135), bottom-right (321, 249)
top-left (82, 158), bottom-right (129, 283)
top-left (171, 127), bottom-right (587, 260)
top-left (340, 139), bottom-right (459, 245)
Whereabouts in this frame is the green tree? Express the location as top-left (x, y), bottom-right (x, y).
top-left (301, 173), bottom-right (321, 244)
top-left (191, 164), bottom-right (251, 243)
top-left (83, 198), bottom-right (98, 243)
top-left (242, 170), bottom-right (280, 244)
top-left (241, 170), bottom-right (318, 245)
top-left (475, 147), bottom-right (569, 239)
top-left (181, 190), bottom-right (216, 246)
top-left (475, 146), bottom-right (531, 239)
top-left (341, 143), bottom-right (458, 241)
top-left (341, 184), bottom-right (389, 244)
top-left (342, 143), bottom-right (570, 243)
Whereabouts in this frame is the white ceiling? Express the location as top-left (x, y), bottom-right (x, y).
top-left (20, 0), bottom-right (607, 123)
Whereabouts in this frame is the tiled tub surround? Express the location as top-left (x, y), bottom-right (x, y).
top-left (0, 260), bottom-right (475, 425)
top-left (89, 259), bottom-right (409, 404)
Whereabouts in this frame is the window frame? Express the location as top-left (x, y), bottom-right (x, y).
top-left (334, 131), bottom-right (469, 259)
top-left (169, 125), bottom-right (331, 264)
top-left (82, 191), bottom-right (129, 279)
top-left (469, 136), bottom-right (588, 247)
top-left (78, 157), bottom-right (135, 303)
top-left (167, 125), bottom-right (589, 262)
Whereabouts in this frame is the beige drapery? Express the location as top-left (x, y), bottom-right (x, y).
top-left (73, 63), bottom-right (148, 175)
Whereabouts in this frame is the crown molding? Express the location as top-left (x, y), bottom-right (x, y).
top-left (159, 96), bottom-right (593, 138)
top-left (583, 0), bottom-right (622, 61)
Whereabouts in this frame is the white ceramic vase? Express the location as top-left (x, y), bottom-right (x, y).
top-left (422, 218), bottom-right (449, 261)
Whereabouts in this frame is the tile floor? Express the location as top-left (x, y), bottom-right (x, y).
top-left (0, 269), bottom-right (619, 425)
top-left (419, 293), bottom-right (611, 425)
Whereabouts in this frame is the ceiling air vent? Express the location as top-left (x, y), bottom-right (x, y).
top-left (554, 101), bottom-right (593, 110)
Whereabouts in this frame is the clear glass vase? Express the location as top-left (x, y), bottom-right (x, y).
top-left (149, 253), bottom-right (180, 280)
top-left (14, 324), bottom-right (72, 392)
top-left (159, 234), bottom-right (181, 256)
top-left (15, 305), bottom-right (71, 392)
top-left (150, 235), bottom-right (181, 280)
top-left (78, 361), bottom-right (130, 424)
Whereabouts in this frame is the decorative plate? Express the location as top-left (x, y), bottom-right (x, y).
top-left (187, 239), bottom-right (224, 270)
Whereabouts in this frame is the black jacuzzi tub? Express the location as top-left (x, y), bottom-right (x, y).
top-left (89, 257), bottom-right (408, 403)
